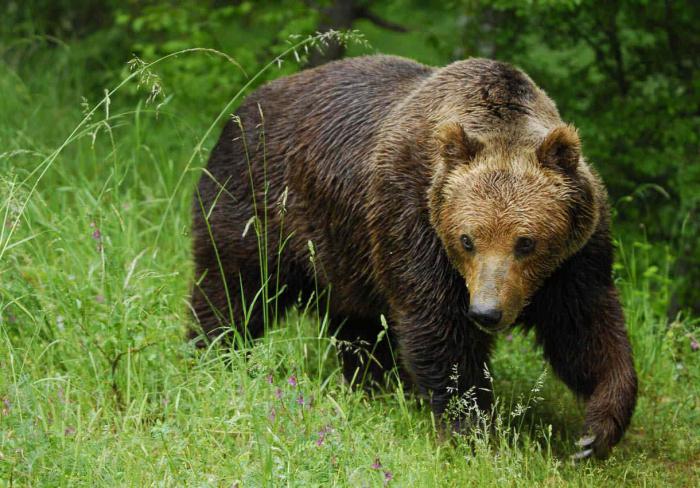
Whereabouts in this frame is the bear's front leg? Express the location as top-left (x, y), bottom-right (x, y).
top-left (574, 287), bottom-right (637, 459)
top-left (392, 307), bottom-right (495, 430)
top-left (524, 238), bottom-right (638, 458)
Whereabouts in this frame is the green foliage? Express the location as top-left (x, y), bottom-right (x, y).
top-left (1, 1), bottom-right (699, 485)
top-left (113, 1), bottom-right (322, 107)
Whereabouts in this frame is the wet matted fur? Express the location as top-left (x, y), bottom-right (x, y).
top-left (190, 55), bottom-right (637, 459)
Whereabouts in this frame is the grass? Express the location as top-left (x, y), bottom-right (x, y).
top-left (1, 37), bottom-right (699, 487)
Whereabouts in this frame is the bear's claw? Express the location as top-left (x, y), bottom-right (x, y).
top-left (571, 448), bottom-right (594, 461)
top-left (570, 434), bottom-right (597, 461)
top-left (576, 434), bottom-right (596, 448)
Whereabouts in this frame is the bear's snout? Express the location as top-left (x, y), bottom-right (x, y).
top-left (468, 305), bottom-right (503, 328)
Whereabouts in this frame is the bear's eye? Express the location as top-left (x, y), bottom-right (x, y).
top-left (460, 235), bottom-right (474, 252)
top-left (515, 237), bottom-right (536, 257)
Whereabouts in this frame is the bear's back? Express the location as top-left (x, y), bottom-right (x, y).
top-left (207, 56), bottom-right (434, 312)
top-left (207, 55), bottom-right (434, 213)
top-left (249, 55), bottom-right (434, 170)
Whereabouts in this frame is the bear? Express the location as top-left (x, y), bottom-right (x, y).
top-left (190, 55), bottom-right (637, 459)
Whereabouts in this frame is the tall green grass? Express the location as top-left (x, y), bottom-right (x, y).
top-left (1, 35), bottom-right (698, 486)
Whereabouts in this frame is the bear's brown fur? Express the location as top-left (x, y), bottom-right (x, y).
top-left (190, 55), bottom-right (637, 458)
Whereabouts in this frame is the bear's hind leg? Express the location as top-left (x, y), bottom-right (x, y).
top-left (333, 315), bottom-right (399, 389)
top-left (190, 260), bottom-right (260, 345)
top-left (190, 246), bottom-right (294, 347)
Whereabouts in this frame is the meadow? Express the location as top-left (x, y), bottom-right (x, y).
top-left (1, 29), bottom-right (699, 487)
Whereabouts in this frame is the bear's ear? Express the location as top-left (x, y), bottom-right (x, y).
top-left (536, 125), bottom-right (581, 173)
top-left (436, 122), bottom-right (484, 167)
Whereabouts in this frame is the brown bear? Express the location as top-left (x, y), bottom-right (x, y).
top-left (190, 55), bottom-right (637, 459)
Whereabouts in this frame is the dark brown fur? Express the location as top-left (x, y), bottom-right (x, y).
top-left (190, 55), bottom-right (637, 458)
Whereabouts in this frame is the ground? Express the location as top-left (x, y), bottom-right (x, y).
top-left (0, 44), bottom-right (699, 487)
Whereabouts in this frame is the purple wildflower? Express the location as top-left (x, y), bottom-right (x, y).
top-left (268, 407), bottom-right (276, 422)
top-left (505, 334), bottom-right (514, 342)
top-left (316, 425), bottom-right (331, 446)
top-left (690, 337), bottom-right (699, 352)
top-left (90, 223), bottom-right (103, 251)
top-left (371, 458), bottom-right (382, 470)
top-left (296, 394), bottom-right (305, 406)
top-left (384, 470), bottom-right (393, 484)
top-left (288, 375), bottom-right (297, 387)
top-left (266, 374), bottom-right (273, 384)
top-left (275, 387), bottom-right (283, 399)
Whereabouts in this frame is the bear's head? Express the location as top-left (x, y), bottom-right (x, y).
top-left (429, 122), bottom-right (603, 332)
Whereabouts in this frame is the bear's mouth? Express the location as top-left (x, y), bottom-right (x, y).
top-left (470, 320), bottom-right (512, 335)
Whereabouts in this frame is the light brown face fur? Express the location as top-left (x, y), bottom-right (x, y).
top-left (430, 123), bottom-right (598, 331)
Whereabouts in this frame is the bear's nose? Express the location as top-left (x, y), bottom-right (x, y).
top-left (468, 307), bottom-right (503, 327)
